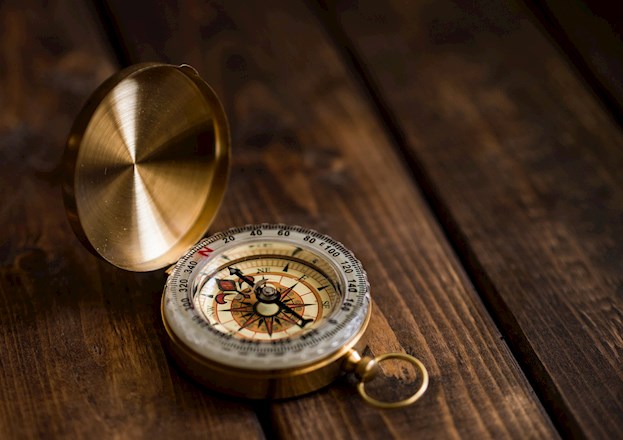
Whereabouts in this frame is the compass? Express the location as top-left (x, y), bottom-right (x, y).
top-left (63, 63), bottom-right (428, 408)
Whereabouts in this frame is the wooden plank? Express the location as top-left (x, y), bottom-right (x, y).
top-left (324, 0), bottom-right (623, 437)
top-left (0, 1), bottom-right (264, 438)
top-left (103, 1), bottom-right (558, 438)
top-left (529, 0), bottom-right (623, 120)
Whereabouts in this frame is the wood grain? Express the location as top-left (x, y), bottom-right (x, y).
top-left (103, 0), bottom-right (557, 438)
top-left (0, 1), bottom-right (264, 438)
top-left (324, 0), bottom-right (623, 437)
top-left (529, 0), bottom-right (623, 120)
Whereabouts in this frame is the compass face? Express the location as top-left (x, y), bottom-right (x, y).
top-left (163, 224), bottom-right (370, 370)
top-left (194, 254), bottom-right (338, 340)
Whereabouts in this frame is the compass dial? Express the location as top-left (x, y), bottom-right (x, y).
top-left (195, 254), bottom-right (339, 340)
top-left (163, 224), bottom-right (370, 370)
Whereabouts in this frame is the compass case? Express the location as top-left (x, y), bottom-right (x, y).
top-left (162, 298), bottom-right (371, 399)
top-left (63, 63), bottom-right (230, 272)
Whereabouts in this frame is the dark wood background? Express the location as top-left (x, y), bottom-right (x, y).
top-left (1, 0), bottom-right (621, 438)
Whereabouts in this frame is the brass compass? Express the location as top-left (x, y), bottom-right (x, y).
top-left (63, 63), bottom-right (428, 408)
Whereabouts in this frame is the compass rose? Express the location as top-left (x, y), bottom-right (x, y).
top-left (220, 268), bottom-right (314, 337)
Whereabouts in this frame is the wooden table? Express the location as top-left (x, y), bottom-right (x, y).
top-left (1, 0), bottom-right (621, 438)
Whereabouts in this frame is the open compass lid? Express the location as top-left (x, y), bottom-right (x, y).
top-left (63, 63), bottom-right (230, 272)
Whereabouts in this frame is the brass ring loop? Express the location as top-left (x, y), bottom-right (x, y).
top-left (357, 353), bottom-right (429, 409)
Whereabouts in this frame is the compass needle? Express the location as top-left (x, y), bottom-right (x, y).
top-left (229, 267), bottom-right (255, 288)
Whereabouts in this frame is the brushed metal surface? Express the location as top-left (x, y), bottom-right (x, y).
top-left (63, 64), bottom-right (230, 271)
